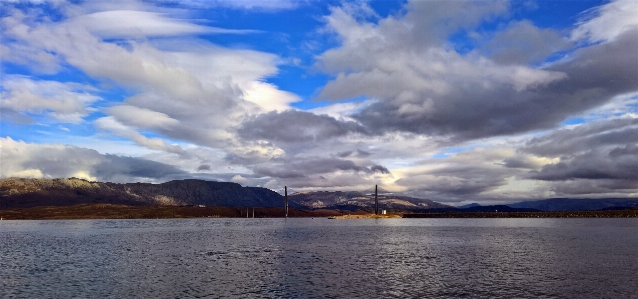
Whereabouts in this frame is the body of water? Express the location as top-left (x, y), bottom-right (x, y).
top-left (1, 218), bottom-right (637, 298)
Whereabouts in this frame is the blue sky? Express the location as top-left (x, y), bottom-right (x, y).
top-left (1, 0), bottom-right (637, 204)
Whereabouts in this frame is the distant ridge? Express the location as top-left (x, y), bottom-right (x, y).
top-left (458, 203), bottom-right (481, 209)
top-left (410, 205), bottom-right (539, 213)
top-left (460, 205), bottom-right (539, 213)
top-left (507, 198), bottom-right (638, 211)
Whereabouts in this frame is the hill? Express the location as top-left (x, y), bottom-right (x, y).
top-left (0, 178), bottom-right (283, 209)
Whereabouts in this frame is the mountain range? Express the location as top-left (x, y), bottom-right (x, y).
top-left (1, 178), bottom-right (636, 212)
top-left (0, 177), bottom-right (452, 211)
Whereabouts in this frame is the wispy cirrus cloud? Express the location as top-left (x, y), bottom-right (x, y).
top-left (71, 10), bottom-right (260, 39)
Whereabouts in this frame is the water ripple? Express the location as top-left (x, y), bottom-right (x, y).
top-left (1, 218), bottom-right (637, 298)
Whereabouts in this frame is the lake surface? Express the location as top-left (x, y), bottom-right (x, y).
top-left (1, 218), bottom-right (637, 298)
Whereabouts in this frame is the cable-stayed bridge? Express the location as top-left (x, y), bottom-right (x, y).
top-left (274, 185), bottom-right (391, 215)
top-left (274, 186), bottom-right (392, 195)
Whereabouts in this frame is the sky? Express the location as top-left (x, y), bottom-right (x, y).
top-left (1, 0), bottom-right (637, 205)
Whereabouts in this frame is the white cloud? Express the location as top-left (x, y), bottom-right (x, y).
top-left (0, 76), bottom-right (101, 123)
top-left (309, 100), bottom-right (372, 120)
top-left (10, 169), bottom-right (45, 179)
top-left (71, 10), bottom-right (257, 39)
top-left (94, 117), bottom-right (187, 156)
top-left (107, 105), bottom-right (180, 129)
top-left (173, 0), bottom-right (300, 11)
top-left (0, 137), bottom-right (101, 179)
top-left (0, 137), bottom-right (187, 183)
top-left (0, 42), bottom-right (62, 74)
top-left (231, 174), bottom-right (249, 184)
top-left (2, 2), bottom-right (298, 158)
top-left (263, 179), bottom-right (279, 190)
top-left (572, 0), bottom-right (638, 43)
top-left (243, 81), bottom-right (300, 111)
top-left (2, 0), bottom-right (636, 202)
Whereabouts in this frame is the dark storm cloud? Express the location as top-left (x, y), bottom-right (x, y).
top-left (544, 179), bottom-right (638, 196)
top-left (482, 20), bottom-right (572, 65)
top-left (252, 157), bottom-right (390, 179)
top-left (197, 164), bottom-right (211, 171)
top-left (529, 148), bottom-right (638, 181)
top-left (391, 116), bottom-right (638, 200)
top-left (521, 117), bottom-right (638, 194)
top-left (522, 118), bottom-right (638, 157)
top-left (396, 165), bottom-right (514, 198)
top-left (355, 149), bottom-right (372, 157)
top-left (429, 165), bottom-right (511, 194)
top-left (93, 155), bottom-right (188, 182)
top-left (370, 164), bottom-right (390, 174)
top-left (609, 144), bottom-right (638, 157)
top-left (352, 30), bottom-right (638, 141)
top-left (237, 110), bottom-right (367, 144)
top-left (500, 157), bottom-right (537, 169)
top-left (336, 150), bottom-right (353, 158)
top-left (336, 149), bottom-right (372, 158)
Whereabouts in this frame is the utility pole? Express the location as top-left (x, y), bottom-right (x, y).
top-left (284, 186), bottom-right (289, 218)
top-left (375, 184), bottom-right (379, 215)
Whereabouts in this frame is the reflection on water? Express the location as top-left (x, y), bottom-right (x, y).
top-left (1, 218), bottom-right (637, 298)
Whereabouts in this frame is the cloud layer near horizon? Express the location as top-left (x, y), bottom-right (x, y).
top-left (1, 0), bottom-right (636, 204)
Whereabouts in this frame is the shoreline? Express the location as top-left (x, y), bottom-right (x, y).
top-left (328, 214), bottom-right (403, 219)
top-left (0, 204), bottom-right (342, 220)
top-left (402, 210), bottom-right (638, 218)
top-left (0, 203), bottom-right (636, 220)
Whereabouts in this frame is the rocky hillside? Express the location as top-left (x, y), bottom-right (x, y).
top-left (0, 178), bottom-right (283, 209)
top-left (0, 178), bottom-right (454, 211)
top-left (289, 191), bottom-right (453, 210)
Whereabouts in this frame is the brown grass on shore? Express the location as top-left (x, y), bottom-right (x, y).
top-left (2, 204), bottom-right (636, 220)
top-left (0, 204), bottom-right (344, 220)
